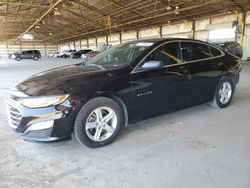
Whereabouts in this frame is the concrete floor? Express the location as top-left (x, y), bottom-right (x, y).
top-left (0, 57), bottom-right (249, 188)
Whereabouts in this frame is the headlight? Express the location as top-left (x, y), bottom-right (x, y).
top-left (19, 95), bottom-right (69, 108)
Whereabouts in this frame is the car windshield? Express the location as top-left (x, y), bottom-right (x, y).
top-left (85, 41), bottom-right (154, 69)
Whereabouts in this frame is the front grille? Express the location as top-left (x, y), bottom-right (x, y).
top-left (23, 128), bottom-right (53, 141)
top-left (6, 89), bottom-right (27, 129)
top-left (7, 103), bottom-right (22, 129)
top-left (23, 128), bottom-right (52, 139)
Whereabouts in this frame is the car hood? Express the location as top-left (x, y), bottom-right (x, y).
top-left (16, 64), bottom-right (111, 96)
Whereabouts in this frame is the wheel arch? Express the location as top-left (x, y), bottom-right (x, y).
top-left (70, 92), bottom-right (129, 131)
top-left (213, 74), bottom-right (236, 97)
top-left (95, 92), bottom-right (129, 127)
top-left (219, 72), bottom-right (237, 88)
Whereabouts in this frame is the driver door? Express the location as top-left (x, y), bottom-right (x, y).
top-left (130, 41), bottom-right (191, 120)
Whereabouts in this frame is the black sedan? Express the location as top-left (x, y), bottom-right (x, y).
top-left (7, 38), bottom-right (242, 148)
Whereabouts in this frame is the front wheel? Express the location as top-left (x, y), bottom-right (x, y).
top-left (15, 57), bottom-right (21, 61)
top-left (33, 56), bottom-right (38, 60)
top-left (211, 77), bottom-right (234, 108)
top-left (74, 97), bottom-right (124, 148)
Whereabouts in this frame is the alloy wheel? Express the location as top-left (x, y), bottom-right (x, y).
top-left (85, 106), bottom-right (117, 142)
top-left (219, 82), bottom-right (232, 104)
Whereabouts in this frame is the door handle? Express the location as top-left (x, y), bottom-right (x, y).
top-left (179, 66), bottom-right (189, 74)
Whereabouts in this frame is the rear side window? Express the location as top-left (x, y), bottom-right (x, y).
top-left (210, 46), bottom-right (222, 57)
top-left (145, 42), bottom-right (182, 66)
top-left (181, 42), bottom-right (211, 62)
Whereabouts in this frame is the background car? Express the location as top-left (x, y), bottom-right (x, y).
top-left (48, 52), bottom-right (59, 58)
top-left (71, 49), bottom-right (92, 59)
top-left (59, 50), bottom-right (76, 58)
top-left (81, 50), bottom-right (94, 59)
top-left (213, 41), bottom-right (243, 58)
top-left (13, 50), bottom-right (41, 61)
top-left (86, 51), bottom-right (99, 59)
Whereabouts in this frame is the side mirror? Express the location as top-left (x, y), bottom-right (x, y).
top-left (141, 60), bottom-right (164, 70)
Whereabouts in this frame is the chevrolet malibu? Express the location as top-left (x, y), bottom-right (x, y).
top-left (7, 38), bottom-right (242, 148)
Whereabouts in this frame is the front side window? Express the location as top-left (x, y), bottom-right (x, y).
top-left (181, 42), bottom-right (211, 62)
top-left (144, 42), bottom-right (182, 66)
top-left (85, 41), bottom-right (154, 69)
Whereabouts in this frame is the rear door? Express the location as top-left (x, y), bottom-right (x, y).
top-left (180, 41), bottom-right (218, 105)
top-left (20, 51), bottom-right (28, 59)
top-left (27, 50), bottom-right (33, 59)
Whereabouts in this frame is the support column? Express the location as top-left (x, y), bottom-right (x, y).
top-left (119, 33), bottom-right (122, 44)
top-left (95, 36), bottom-right (98, 49)
top-left (87, 38), bottom-right (89, 48)
top-left (159, 26), bottom-right (163, 38)
top-left (192, 20), bottom-right (195, 39)
top-left (45, 43), bottom-right (47, 57)
top-left (106, 35), bottom-right (109, 46)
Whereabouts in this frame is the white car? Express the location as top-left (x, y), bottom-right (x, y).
top-left (59, 50), bottom-right (76, 58)
top-left (48, 52), bottom-right (58, 58)
top-left (53, 52), bottom-right (60, 58)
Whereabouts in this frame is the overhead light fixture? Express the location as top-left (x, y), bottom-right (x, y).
top-left (22, 33), bottom-right (33, 40)
top-left (166, 0), bottom-right (171, 10)
top-left (227, 9), bottom-right (232, 14)
top-left (175, 5), bottom-right (179, 14)
top-left (54, 8), bottom-right (61, 16)
top-left (49, 32), bottom-right (53, 36)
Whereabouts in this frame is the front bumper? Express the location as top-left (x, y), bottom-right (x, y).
top-left (6, 92), bottom-right (74, 142)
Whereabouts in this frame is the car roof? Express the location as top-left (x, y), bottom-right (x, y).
top-left (134, 38), bottom-right (209, 44)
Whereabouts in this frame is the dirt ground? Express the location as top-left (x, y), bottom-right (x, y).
top-left (0, 58), bottom-right (250, 188)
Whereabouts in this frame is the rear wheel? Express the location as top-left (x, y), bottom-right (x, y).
top-left (74, 97), bottom-right (124, 148)
top-left (211, 77), bottom-right (234, 108)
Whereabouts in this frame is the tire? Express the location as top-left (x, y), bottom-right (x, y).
top-left (15, 57), bottom-right (21, 61)
top-left (211, 77), bottom-right (235, 108)
top-left (74, 97), bottom-right (124, 148)
top-left (33, 56), bottom-right (38, 60)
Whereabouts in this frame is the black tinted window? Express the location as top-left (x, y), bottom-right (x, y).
top-left (27, 51), bottom-right (33, 54)
top-left (145, 42), bottom-right (182, 66)
top-left (181, 42), bottom-right (211, 61)
top-left (210, 46), bottom-right (222, 57)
